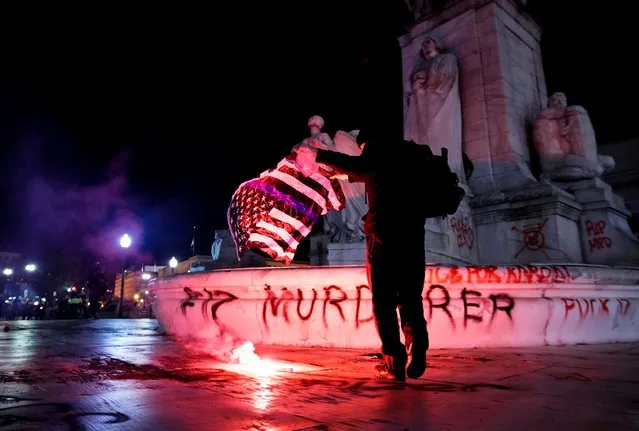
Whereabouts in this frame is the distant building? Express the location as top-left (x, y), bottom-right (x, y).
top-left (114, 269), bottom-right (159, 301)
top-left (157, 255), bottom-right (216, 276)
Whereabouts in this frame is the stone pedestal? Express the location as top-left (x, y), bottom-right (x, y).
top-left (322, 199), bottom-right (479, 265)
top-left (309, 234), bottom-right (329, 266)
top-left (424, 197), bottom-right (478, 264)
top-left (558, 178), bottom-right (639, 265)
top-left (311, 234), bottom-right (368, 266)
top-left (326, 242), bottom-right (366, 265)
top-left (471, 184), bottom-right (583, 263)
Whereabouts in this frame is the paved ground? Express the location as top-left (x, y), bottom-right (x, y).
top-left (1, 319), bottom-right (638, 430)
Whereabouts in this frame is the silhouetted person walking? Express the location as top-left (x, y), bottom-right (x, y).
top-left (296, 128), bottom-right (463, 380)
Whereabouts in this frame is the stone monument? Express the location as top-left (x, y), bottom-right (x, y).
top-left (532, 92), bottom-right (639, 264)
top-left (399, 0), bottom-right (576, 264)
top-left (533, 92), bottom-right (615, 182)
top-left (397, 0), bottom-right (639, 265)
top-left (301, 116), bottom-right (368, 265)
top-left (404, 33), bottom-right (477, 265)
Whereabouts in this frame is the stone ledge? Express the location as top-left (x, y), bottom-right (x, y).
top-left (150, 263), bottom-right (639, 350)
top-left (471, 184), bottom-right (582, 225)
top-left (470, 183), bottom-right (574, 208)
top-left (473, 196), bottom-right (582, 225)
top-left (149, 264), bottom-right (639, 290)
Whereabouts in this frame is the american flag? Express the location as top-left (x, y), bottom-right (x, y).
top-left (228, 153), bottom-right (346, 264)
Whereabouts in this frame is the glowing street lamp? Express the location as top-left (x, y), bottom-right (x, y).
top-left (118, 233), bottom-right (132, 318)
top-left (2, 268), bottom-right (12, 276)
top-left (141, 273), bottom-right (151, 281)
top-left (119, 233), bottom-right (132, 249)
top-left (25, 264), bottom-right (36, 272)
top-left (169, 257), bottom-right (178, 275)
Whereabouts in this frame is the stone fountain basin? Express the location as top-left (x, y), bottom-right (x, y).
top-left (148, 264), bottom-right (639, 349)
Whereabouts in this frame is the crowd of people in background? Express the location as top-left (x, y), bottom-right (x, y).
top-left (0, 289), bottom-right (113, 320)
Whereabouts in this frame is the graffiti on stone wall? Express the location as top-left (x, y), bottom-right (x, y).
top-left (425, 265), bottom-right (574, 284)
top-left (511, 217), bottom-right (548, 258)
top-left (182, 287), bottom-right (238, 322)
top-left (427, 285), bottom-right (514, 329)
top-left (584, 220), bottom-right (612, 252)
top-left (261, 284), bottom-right (375, 330)
top-left (450, 216), bottom-right (474, 250)
top-left (177, 265), bottom-right (579, 331)
top-left (561, 297), bottom-right (631, 320)
top-left (180, 283), bottom-right (515, 332)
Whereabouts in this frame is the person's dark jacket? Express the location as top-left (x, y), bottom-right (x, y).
top-left (316, 140), bottom-right (430, 244)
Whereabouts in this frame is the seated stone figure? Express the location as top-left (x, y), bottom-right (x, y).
top-left (533, 92), bottom-right (614, 181)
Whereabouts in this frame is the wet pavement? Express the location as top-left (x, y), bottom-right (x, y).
top-left (1, 319), bottom-right (639, 430)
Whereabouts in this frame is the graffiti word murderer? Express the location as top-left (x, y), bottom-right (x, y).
top-left (181, 284), bottom-right (515, 332)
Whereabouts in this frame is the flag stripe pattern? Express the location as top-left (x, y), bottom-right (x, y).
top-left (228, 153), bottom-right (346, 264)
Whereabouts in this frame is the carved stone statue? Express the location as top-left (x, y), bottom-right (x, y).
top-left (293, 116), bottom-right (336, 177)
top-left (533, 92), bottom-right (615, 181)
top-left (405, 36), bottom-right (464, 182)
top-left (308, 115), bottom-right (334, 149)
top-left (324, 131), bottom-right (367, 243)
top-left (211, 229), bottom-right (238, 265)
top-left (294, 116), bottom-right (367, 243)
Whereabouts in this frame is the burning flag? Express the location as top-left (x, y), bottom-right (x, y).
top-left (227, 144), bottom-right (346, 264)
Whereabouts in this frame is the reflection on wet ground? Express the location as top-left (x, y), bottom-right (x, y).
top-left (1, 319), bottom-right (639, 430)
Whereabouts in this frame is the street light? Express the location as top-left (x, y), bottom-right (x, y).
top-left (169, 257), bottom-right (178, 275)
top-left (118, 233), bottom-right (132, 318)
top-left (119, 233), bottom-right (132, 249)
top-left (3, 268), bottom-right (13, 276)
top-left (141, 273), bottom-right (151, 281)
top-left (25, 264), bottom-right (36, 272)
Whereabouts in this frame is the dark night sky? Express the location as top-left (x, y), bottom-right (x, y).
top-left (0, 1), bottom-right (633, 268)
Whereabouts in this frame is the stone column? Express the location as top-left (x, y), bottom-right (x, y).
top-left (400, 0), bottom-right (543, 195)
top-left (399, 0), bottom-right (584, 264)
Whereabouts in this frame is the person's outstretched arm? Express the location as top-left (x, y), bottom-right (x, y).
top-left (316, 149), bottom-right (369, 182)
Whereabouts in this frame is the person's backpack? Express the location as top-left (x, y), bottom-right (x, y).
top-left (403, 140), bottom-right (465, 219)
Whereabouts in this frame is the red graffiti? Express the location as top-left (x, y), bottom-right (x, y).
top-left (258, 284), bottom-right (514, 330)
top-left (618, 298), bottom-right (631, 315)
top-left (262, 285), bottom-right (295, 329)
top-left (203, 288), bottom-right (238, 321)
top-left (584, 220), bottom-right (612, 252)
top-left (450, 216), bottom-right (474, 250)
top-left (180, 284), bottom-right (516, 331)
top-left (426, 284), bottom-right (454, 328)
top-left (561, 297), bottom-right (630, 319)
top-left (181, 287), bottom-right (203, 313)
top-left (181, 287), bottom-right (238, 322)
top-left (585, 220), bottom-right (606, 236)
top-left (322, 285), bottom-right (347, 327)
top-left (425, 265), bottom-right (573, 285)
top-left (512, 217), bottom-right (548, 258)
top-left (296, 288), bottom-right (317, 321)
top-left (355, 285), bottom-right (374, 328)
top-left (460, 288), bottom-right (515, 327)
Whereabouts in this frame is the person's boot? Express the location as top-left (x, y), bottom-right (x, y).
top-left (375, 350), bottom-right (407, 381)
top-left (406, 350), bottom-right (427, 379)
